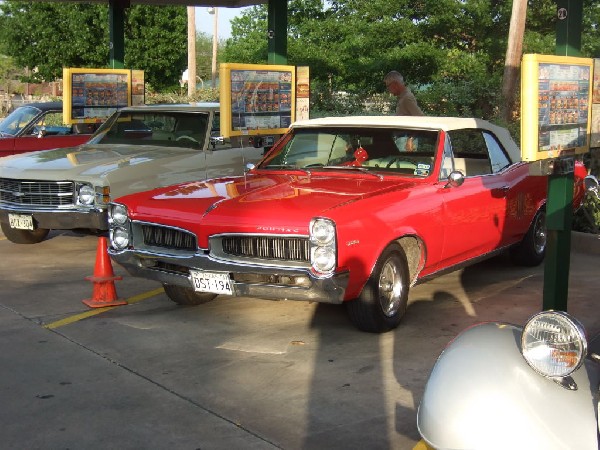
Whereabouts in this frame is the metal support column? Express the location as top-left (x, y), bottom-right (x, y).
top-left (267, 0), bottom-right (288, 64)
top-left (109, 0), bottom-right (128, 69)
top-left (542, 0), bottom-right (583, 311)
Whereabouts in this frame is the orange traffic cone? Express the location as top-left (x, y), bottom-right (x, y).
top-left (82, 236), bottom-right (127, 308)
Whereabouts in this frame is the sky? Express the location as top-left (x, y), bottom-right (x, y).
top-left (194, 6), bottom-right (251, 40)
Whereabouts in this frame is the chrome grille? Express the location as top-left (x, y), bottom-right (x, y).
top-left (221, 236), bottom-right (310, 262)
top-left (141, 224), bottom-right (197, 251)
top-left (0, 178), bottom-right (75, 207)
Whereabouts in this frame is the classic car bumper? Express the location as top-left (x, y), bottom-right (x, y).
top-left (111, 249), bottom-right (349, 304)
top-left (0, 205), bottom-right (108, 231)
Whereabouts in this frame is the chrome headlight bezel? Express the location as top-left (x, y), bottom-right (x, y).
top-left (109, 203), bottom-right (129, 226)
top-left (309, 217), bottom-right (336, 276)
top-left (110, 226), bottom-right (130, 250)
top-left (108, 203), bottom-right (131, 250)
top-left (521, 311), bottom-right (587, 378)
top-left (77, 184), bottom-right (96, 206)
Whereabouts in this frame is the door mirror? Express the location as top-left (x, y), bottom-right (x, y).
top-left (446, 170), bottom-right (465, 188)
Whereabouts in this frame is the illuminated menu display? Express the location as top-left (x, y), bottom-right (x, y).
top-left (70, 72), bottom-right (129, 120)
top-left (230, 69), bottom-right (293, 130)
top-left (521, 54), bottom-right (593, 161)
top-left (537, 63), bottom-right (590, 152)
top-left (220, 63), bottom-right (296, 137)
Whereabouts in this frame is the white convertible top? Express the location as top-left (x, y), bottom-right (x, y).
top-left (291, 116), bottom-right (522, 162)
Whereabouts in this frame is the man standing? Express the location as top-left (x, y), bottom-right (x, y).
top-left (384, 71), bottom-right (424, 116)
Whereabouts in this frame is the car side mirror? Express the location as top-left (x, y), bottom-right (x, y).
top-left (37, 126), bottom-right (47, 138)
top-left (210, 135), bottom-right (225, 148)
top-left (445, 170), bottom-right (465, 188)
top-left (245, 163), bottom-right (255, 173)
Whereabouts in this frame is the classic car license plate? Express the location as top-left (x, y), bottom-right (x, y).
top-left (190, 270), bottom-right (233, 295)
top-left (8, 213), bottom-right (34, 230)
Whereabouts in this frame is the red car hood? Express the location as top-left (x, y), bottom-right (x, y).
top-left (121, 171), bottom-right (417, 245)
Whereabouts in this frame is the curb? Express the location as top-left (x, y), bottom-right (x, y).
top-left (571, 231), bottom-right (600, 255)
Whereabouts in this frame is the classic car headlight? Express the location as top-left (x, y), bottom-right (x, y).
top-left (110, 227), bottom-right (130, 250)
top-left (77, 184), bottom-right (96, 206)
top-left (109, 203), bottom-right (129, 226)
top-left (310, 218), bottom-right (336, 275)
top-left (310, 218), bottom-right (335, 245)
top-left (521, 311), bottom-right (587, 378)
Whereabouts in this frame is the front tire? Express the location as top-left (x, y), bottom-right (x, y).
top-left (345, 243), bottom-right (410, 333)
top-left (163, 283), bottom-right (217, 305)
top-left (510, 209), bottom-right (546, 267)
top-left (1, 222), bottom-right (49, 244)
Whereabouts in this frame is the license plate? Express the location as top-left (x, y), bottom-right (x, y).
top-left (8, 214), bottom-right (34, 230)
top-left (190, 270), bottom-right (233, 295)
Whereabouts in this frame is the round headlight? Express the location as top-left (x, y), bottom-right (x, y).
top-left (111, 204), bottom-right (128, 225)
top-left (78, 185), bottom-right (96, 206)
top-left (110, 227), bottom-right (130, 250)
top-left (310, 218), bottom-right (335, 245)
top-left (521, 311), bottom-right (587, 378)
top-left (312, 246), bottom-right (336, 274)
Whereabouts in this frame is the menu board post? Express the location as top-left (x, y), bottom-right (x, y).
top-left (219, 63), bottom-right (296, 138)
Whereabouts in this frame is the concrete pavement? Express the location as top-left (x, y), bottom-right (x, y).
top-left (0, 229), bottom-right (598, 449)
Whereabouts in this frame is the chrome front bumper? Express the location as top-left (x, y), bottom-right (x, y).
top-left (111, 249), bottom-right (349, 304)
top-left (0, 205), bottom-right (108, 230)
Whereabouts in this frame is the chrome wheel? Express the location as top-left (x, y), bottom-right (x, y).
top-left (378, 257), bottom-right (405, 317)
top-left (510, 209), bottom-right (547, 267)
top-left (346, 243), bottom-right (410, 332)
top-left (533, 213), bottom-right (546, 255)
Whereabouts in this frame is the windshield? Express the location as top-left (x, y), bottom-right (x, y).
top-left (87, 111), bottom-right (210, 149)
top-left (0, 106), bottom-right (41, 137)
top-left (261, 127), bottom-right (439, 177)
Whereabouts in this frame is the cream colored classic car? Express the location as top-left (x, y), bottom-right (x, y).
top-left (0, 103), bottom-right (265, 244)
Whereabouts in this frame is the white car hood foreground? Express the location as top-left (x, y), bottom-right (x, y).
top-left (0, 143), bottom-right (262, 199)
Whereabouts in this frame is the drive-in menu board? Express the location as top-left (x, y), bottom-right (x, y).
top-left (521, 54), bottom-right (593, 161)
top-left (220, 63), bottom-right (295, 137)
top-left (591, 59), bottom-right (600, 148)
top-left (63, 68), bottom-right (143, 124)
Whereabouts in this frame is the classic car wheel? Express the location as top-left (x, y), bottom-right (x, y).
top-left (510, 209), bottom-right (546, 266)
top-left (1, 222), bottom-right (49, 244)
top-left (163, 284), bottom-right (217, 305)
top-left (346, 243), bottom-right (409, 333)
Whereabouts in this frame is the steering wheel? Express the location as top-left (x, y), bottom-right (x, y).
top-left (386, 157), bottom-right (417, 169)
top-left (176, 135), bottom-right (199, 144)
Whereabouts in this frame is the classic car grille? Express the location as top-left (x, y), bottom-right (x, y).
top-left (0, 178), bottom-right (75, 207)
top-left (221, 236), bottom-right (310, 262)
top-left (141, 224), bottom-right (197, 251)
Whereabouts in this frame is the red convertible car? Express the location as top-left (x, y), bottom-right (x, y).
top-left (0, 102), bottom-right (97, 157)
top-left (108, 116), bottom-right (587, 332)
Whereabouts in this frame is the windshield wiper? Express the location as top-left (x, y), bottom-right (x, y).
top-left (319, 165), bottom-right (384, 180)
top-left (260, 164), bottom-right (311, 175)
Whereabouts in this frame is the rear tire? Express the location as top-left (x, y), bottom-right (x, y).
top-left (163, 283), bottom-right (217, 305)
top-left (345, 243), bottom-right (409, 333)
top-left (1, 222), bottom-right (49, 244)
top-left (510, 209), bottom-right (546, 267)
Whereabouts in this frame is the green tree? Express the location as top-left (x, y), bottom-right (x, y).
top-left (224, 0), bottom-right (600, 119)
top-left (125, 5), bottom-right (187, 91)
top-left (0, 2), bottom-right (187, 91)
top-left (194, 32), bottom-right (227, 87)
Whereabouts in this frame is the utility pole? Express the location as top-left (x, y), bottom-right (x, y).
top-left (187, 6), bottom-right (196, 97)
top-left (501, 0), bottom-right (527, 123)
top-left (208, 7), bottom-right (218, 87)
